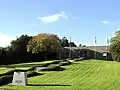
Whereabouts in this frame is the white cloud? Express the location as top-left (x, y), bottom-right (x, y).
top-left (0, 32), bottom-right (15, 47)
top-left (101, 20), bottom-right (109, 24)
top-left (37, 11), bottom-right (68, 23)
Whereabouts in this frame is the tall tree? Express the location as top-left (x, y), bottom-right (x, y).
top-left (110, 29), bottom-right (120, 61)
top-left (10, 34), bottom-right (32, 62)
top-left (60, 37), bottom-right (77, 47)
top-left (27, 33), bottom-right (61, 60)
top-left (69, 42), bottom-right (77, 47)
top-left (11, 34), bottom-right (32, 53)
top-left (60, 37), bottom-right (69, 47)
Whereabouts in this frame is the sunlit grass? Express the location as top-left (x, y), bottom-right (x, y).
top-left (0, 68), bottom-right (11, 74)
top-left (1, 59), bottom-right (120, 90)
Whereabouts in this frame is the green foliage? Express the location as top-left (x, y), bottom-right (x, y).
top-left (59, 61), bottom-right (71, 66)
top-left (0, 69), bottom-right (26, 77)
top-left (0, 75), bottom-right (12, 86)
top-left (60, 37), bottom-right (77, 47)
top-left (110, 29), bottom-right (120, 61)
top-left (60, 37), bottom-right (69, 47)
top-left (37, 64), bottom-right (62, 71)
top-left (0, 48), bottom-right (8, 64)
top-left (73, 57), bottom-right (86, 61)
top-left (51, 60), bottom-right (61, 64)
top-left (69, 42), bottom-right (77, 47)
top-left (27, 33), bottom-right (61, 53)
top-left (27, 33), bottom-right (61, 60)
top-left (26, 71), bottom-right (40, 77)
top-left (0, 68), bottom-right (40, 86)
top-left (11, 34), bottom-right (32, 52)
top-left (7, 34), bottom-right (33, 63)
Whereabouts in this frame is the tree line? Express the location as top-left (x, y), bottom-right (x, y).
top-left (0, 33), bottom-right (77, 65)
top-left (1, 29), bottom-right (119, 65)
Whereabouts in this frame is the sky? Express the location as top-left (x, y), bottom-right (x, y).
top-left (0, 0), bottom-right (120, 47)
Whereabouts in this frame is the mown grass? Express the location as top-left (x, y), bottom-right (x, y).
top-left (0, 68), bottom-right (11, 74)
top-left (0, 60), bottom-right (54, 73)
top-left (1, 59), bottom-right (120, 90)
top-left (10, 60), bottom-right (54, 68)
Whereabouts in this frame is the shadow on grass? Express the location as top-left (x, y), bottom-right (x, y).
top-left (40, 67), bottom-right (65, 72)
top-left (28, 84), bottom-right (71, 86)
top-left (0, 88), bottom-right (14, 90)
top-left (0, 72), bottom-right (43, 86)
top-left (10, 63), bottom-right (49, 68)
top-left (27, 72), bottom-right (44, 78)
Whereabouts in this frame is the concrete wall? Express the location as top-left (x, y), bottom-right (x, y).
top-left (61, 46), bottom-right (112, 60)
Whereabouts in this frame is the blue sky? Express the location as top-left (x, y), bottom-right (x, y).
top-left (0, 0), bottom-right (120, 47)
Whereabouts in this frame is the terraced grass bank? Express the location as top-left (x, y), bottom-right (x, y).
top-left (1, 60), bottom-right (120, 90)
top-left (0, 68), bottom-right (11, 74)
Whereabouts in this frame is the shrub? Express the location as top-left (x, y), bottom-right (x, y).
top-left (35, 67), bottom-right (46, 72)
top-left (51, 60), bottom-right (61, 64)
top-left (0, 69), bottom-right (40, 86)
top-left (61, 59), bottom-right (68, 62)
top-left (0, 69), bottom-right (27, 77)
top-left (42, 64), bottom-right (60, 71)
top-left (66, 58), bottom-right (71, 60)
top-left (35, 64), bottom-right (64, 71)
top-left (0, 75), bottom-right (13, 86)
top-left (28, 66), bottom-right (37, 71)
top-left (27, 71), bottom-right (40, 77)
top-left (28, 62), bottom-right (54, 71)
top-left (59, 61), bottom-right (71, 66)
top-left (73, 58), bottom-right (80, 61)
top-left (74, 57), bottom-right (86, 61)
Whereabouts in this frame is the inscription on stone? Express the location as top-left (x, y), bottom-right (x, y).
top-left (12, 72), bottom-right (28, 86)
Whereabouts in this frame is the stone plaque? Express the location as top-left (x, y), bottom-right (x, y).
top-left (12, 72), bottom-right (28, 86)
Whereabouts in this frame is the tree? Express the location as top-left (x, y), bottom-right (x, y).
top-left (60, 37), bottom-right (69, 47)
top-left (110, 29), bottom-right (120, 61)
top-left (10, 34), bottom-right (32, 62)
top-left (79, 44), bottom-right (82, 47)
top-left (69, 42), bottom-right (77, 47)
top-left (0, 47), bottom-right (8, 64)
top-left (60, 37), bottom-right (77, 47)
top-left (11, 34), bottom-right (32, 53)
top-left (27, 33), bottom-right (61, 60)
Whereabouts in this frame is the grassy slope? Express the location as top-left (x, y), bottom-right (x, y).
top-left (0, 60), bottom-right (54, 73)
top-left (1, 60), bottom-right (120, 90)
top-left (10, 60), bottom-right (54, 68)
top-left (0, 68), bottom-right (11, 74)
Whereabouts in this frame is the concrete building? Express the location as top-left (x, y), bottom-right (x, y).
top-left (61, 46), bottom-right (112, 60)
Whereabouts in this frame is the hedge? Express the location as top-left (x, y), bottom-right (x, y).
top-left (0, 75), bottom-right (13, 86)
top-left (0, 69), bottom-right (40, 86)
top-left (73, 57), bottom-right (86, 61)
top-left (59, 61), bottom-right (71, 66)
top-left (0, 69), bottom-right (27, 77)
top-left (35, 64), bottom-right (65, 71)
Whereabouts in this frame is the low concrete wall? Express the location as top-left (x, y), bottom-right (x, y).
top-left (61, 47), bottom-right (112, 60)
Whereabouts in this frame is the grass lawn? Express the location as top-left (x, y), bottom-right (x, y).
top-left (0, 68), bottom-right (11, 74)
top-left (10, 60), bottom-right (54, 68)
top-left (0, 60), bottom-right (54, 72)
top-left (1, 59), bottom-right (120, 90)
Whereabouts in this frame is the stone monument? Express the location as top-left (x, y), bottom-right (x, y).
top-left (12, 72), bottom-right (28, 86)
